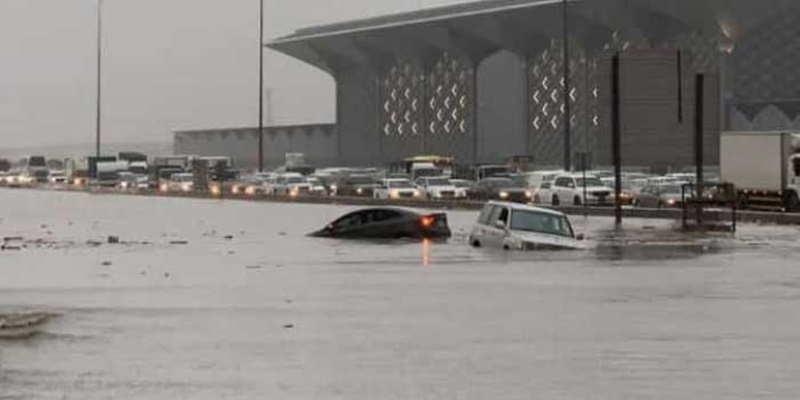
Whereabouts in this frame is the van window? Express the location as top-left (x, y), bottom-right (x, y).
top-left (540, 182), bottom-right (551, 190)
top-left (486, 206), bottom-right (504, 226)
top-left (554, 177), bottom-right (571, 188)
top-left (497, 208), bottom-right (509, 226)
top-left (478, 205), bottom-right (495, 225)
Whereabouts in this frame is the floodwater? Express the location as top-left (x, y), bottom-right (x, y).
top-left (1, 189), bottom-right (800, 400)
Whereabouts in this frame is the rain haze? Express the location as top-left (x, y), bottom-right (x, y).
top-left (4, 1), bottom-right (800, 399)
top-left (0, 0), bottom-right (467, 149)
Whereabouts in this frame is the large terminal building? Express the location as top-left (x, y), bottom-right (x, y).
top-left (175, 0), bottom-right (800, 171)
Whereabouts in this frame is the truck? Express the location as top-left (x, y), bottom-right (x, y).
top-left (720, 131), bottom-right (800, 211)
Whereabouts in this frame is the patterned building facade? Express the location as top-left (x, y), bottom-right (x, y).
top-left (267, 0), bottom-right (800, 170)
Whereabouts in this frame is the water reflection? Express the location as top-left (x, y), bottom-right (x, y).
top-left (422, 239), bottom-right (431, 266)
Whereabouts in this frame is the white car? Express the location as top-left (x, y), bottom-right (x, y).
top-left (305, 177), bottom-right (328, 196)
top-left (520, 170), bottom-right (564, 191)
top-left (281, 173), bottom-right (313, 197)
top-left (550, 174), bottom-right (613, 206)
top-left (415, 177), bottom-right (466, 199)
top-left (532, 180), bottom-right (555, 205)
top-left (469, 202), bottom-right (586, 251)
top-left (374, 179), bottom-right (420, 199)
top-left (262, 175), bottom-right (289, 196)
top-left (48, 170), bottom-right (67, 184)
top-left (165, 173), bottom-right (194, 192)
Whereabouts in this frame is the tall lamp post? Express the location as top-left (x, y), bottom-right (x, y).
top-left (95, 0), bottom-right (104, 158)
top-left (562, 0), bottom-right (571, 171)
top-left (257, 0), bottom-right (265, 172)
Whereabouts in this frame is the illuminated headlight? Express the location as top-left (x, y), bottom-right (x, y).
top-left (389, 189), bottom-right (400, 199)
top-left (499, 191), bottom-right (510, 199)
top-left (356, 188), bottom-right (363, 195)
top-left (181, 183), bottom-right (193, 192)
top-left (159, 183), bottom-right (169, 192)
top-left (73, 178), bottom-right (84, 186)
top-left (289, 189), bottom-right (299, 197)
top-left (120, 182), bottom-right (129, 189)
top-left (525, 190), bottom-right (533, 199)
top-left (245, 186), bottom-right (257, 196)
top-left (210, 184), bottom-right (221, 196)
top-left (231, 185), bottom-right (241, 195)
top-left (413, 190), bottom-right (420, 198)
top-left (667, 199), bottom-right (677, 206)
top-left (329, 184), bottom-right (337, 192)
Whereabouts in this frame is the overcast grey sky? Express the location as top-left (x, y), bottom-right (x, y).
top-left (0, 0), bottom-right (472, 148)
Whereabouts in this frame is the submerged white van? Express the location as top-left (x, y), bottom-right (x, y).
top-left (469, 202), bottom-right (587, 251)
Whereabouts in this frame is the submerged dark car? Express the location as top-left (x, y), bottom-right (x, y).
top-left (309, 208), bottom-right (451, 240)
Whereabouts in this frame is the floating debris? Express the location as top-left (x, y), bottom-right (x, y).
top-left (0, 313), bottom-right (52, 340)
top-left (169, 240), bottom-right (189, 245)
top-left (107, 236), bottom-right (120, 244)
top-left (246, 265), bottom-right (262, 270)
top-left (101, 261), bottom-right (113, 266)
top-left (282, 324), bottom-right (295, 329)
top-left (1, 237), bottom-right (24, 251)
top-left (223, 235), bottom-right (234, 240)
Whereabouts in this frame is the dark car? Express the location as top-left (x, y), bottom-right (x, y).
top-left (309, 208), bottom-right (451, 240)
top-left (331, 175), bottom-right (381, 197)
top-left (467, 177), bottom-right (533, 203)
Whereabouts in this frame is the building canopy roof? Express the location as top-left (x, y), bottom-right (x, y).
top-left (267, 0), bottom-right (793, 74)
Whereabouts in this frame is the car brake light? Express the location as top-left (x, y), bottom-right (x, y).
top-left (421, 216), bottom-right (435, 228)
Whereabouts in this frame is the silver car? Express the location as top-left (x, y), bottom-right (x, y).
top-left (469, 202), bottom-right (587, 251)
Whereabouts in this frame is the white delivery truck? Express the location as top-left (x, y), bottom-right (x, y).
top-left (720, 131), bottom-right (800, 211)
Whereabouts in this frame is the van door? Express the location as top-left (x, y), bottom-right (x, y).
top-left (484, 206), bottom-right (510, 248)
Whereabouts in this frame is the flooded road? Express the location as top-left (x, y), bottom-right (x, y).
top-left (1, 189), bottom-right (800, 399)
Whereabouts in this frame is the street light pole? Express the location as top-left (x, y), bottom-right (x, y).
top-left (257, 0), bottom-right (265, 172)
top-left (95, 0), bottom-right (104, 158)
top-left (562, 0), bottom-right (571, 171)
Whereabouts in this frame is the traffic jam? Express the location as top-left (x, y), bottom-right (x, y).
top-left (0, 154), bottom-right (719, 209)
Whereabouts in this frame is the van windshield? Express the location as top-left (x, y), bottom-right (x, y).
top-left (510, 210), bottom-right (574, 238)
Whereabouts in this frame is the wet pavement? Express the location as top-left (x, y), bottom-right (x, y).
top-left (1, 189), bottom-right (800, 399)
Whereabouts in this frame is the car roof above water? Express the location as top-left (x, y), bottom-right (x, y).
top-left (484, 201), bottom-right (567, 217)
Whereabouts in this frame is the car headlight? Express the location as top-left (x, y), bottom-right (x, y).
top-left (413, 190), bottom-right (420, 198)
top-left (159, 183), bottom-right (168, 192)
top-left (120, 182), bottom-right (129, 189)
top-left (357, 188), bottom-right (363, 195)
top-left (525, 190), bottom-right (533, 199)
top-left (245, 186), bottom-right (256, 195)
top-left (289, 188), bottom-right (299, 197)
top-left (499, 191), bottom-right (510, 199)
top-left (232, 186), bottom-right (241, 194)
top-left (667, 199), bottom-right (677, 206)
top-left (210, 184), bottom-right (221, 196)
top-left (389, 189), bottom-right (400, 199)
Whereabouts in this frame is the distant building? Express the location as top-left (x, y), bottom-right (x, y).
top-left (263, 0), bottom-right (800, 170)
top-left (173, 124), bottom-right (337, 168)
